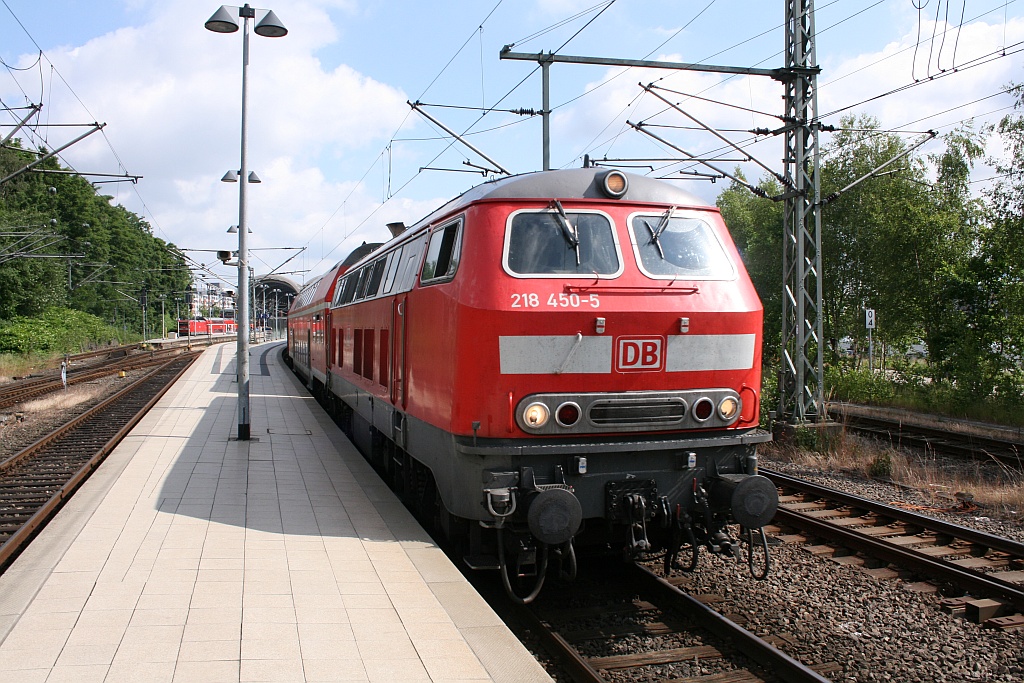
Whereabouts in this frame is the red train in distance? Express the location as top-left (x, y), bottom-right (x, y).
top-left (286, 167), bottom-right (777, 602)
top-left (177, 317), bottom-right (237, 336)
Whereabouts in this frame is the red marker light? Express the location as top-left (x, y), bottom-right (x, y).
top-left (556, 402), bottom-right (581, 427)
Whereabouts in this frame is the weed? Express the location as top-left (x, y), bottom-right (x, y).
top-left (868, 451), bottom-right (893, 478)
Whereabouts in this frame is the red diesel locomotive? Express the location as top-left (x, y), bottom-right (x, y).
top-left (287, 168), bottom-right (777, 601)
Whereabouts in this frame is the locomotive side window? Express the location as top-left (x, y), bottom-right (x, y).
top-left (628, 212), bottom-right (735, 280)
top-left (420, 220), bottom-right (462, 284)
top-left (337, 274), bottom-right (354, 305)
top-left (340, 273), bottom-right (359, 305)
top-left (354, 267), bottom-right (372, 300)
top-left (367, 257), bottom-right (387, 297)
top-left (382, 246), bottom-right (403, 293)
top-left (504, 209), bottom-right (621, 277)
top-left (391, 234), bottom-right (428, 294)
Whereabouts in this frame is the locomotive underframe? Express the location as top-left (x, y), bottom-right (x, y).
top-left (312, 368), bottom-right (774, 554)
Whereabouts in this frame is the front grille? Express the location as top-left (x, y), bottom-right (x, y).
top-left (588, 398), bottom-right (686, 427)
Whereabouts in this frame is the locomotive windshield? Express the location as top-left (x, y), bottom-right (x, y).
top-left (506, 209), bottom-right (620, 276)
top-left (629, 213), bottom-right (735, 279)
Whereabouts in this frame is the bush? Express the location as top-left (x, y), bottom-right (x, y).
top-left (759, 363), bottom-right (780, 429)
top-left (868, 451), bottom-right (893, 478)
top-left (0, 307), bottom-right (127, 354)
top-left (826, 366), bottom-right (896, 405)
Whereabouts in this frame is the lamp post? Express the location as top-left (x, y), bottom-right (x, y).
top-left (272, 288), bottom-right (280, 339)
top-left (206, 3), bottom-right (287, 441)
top-left (159, 294), bottom-right (166, 339)
top-left (260, 283), bottom-right (268, 338)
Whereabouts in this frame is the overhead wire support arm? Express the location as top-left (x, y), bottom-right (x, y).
top-left (660, 170), bottom-right (727, 182)
top-left (0, 122), bottom-right (106, 186)
top-left (408, 101), bottom-right (510, 176)
top-left (498, 48), bottom-right (813, 171)
top-left (71, 263), bottom-right (114, 290)
top-left (262, 246), bottom-right (307, 279)
top-left (419, 166), bottom-right (489, 175)
top-left (627, 121), bottom-right (772, 200)
top-left (0, 103), bottom-right (42, 146)
top-left (641, 83), bottom-right (790, 188)
top-left (819, 130), bottom-right (938, 205)
top-left (31, 169), bottom-right (142, 184)
top-left (498, 47), bottom-right (806, 81)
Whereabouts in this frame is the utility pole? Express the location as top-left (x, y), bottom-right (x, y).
top-left (778, 0), bottom-right (826, 426)
top-left (141, 286), bottom-right (148, 341)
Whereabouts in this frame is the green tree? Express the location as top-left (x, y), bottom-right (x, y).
top-left (818, 115), bottom-right (941, 369)
top-left (977, 85), bottom-right (1024, 406)
top-left (0, 140), bottom-right (191, 341)
top-left (717, 172), bottom-right (784, 356)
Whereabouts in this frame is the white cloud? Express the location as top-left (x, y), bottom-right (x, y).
top-left (818, 17), bottom-right (1024, 130)
top-left (544, 14), bottom-right (1024, 201)
top-left (0, 0), bottom-right (413, 270)
top-left (2, 0), bottom-right (1022, 283)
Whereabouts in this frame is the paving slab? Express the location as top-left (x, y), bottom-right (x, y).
top-left (0, 342), bottom-right (551, 682)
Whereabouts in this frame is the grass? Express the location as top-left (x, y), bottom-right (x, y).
top-left (883, 386), bottom-right (1024, 430)
top-left (19, 384), bottom-right (104, 414)
top-left (0, 351), bottom-right (63, 385)
top-left (824, 365), bottom-right (1024, 430)
top-left (764, 427), bottom-right (1024, 518)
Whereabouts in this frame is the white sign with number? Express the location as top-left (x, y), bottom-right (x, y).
top-left (865, 309), bottom-right (876, 329)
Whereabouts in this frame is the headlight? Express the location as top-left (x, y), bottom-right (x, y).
top-left (718, 396), bottom-right (740, 421)
top-left (600, 170), bottom-right (628, 198)
top-left (522, 402), bottom-right (550, 429)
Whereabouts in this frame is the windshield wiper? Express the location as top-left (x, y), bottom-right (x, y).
top-left (551, 199), bottom-right (580, 265)
top-left (643, 206), bottom-right (676, 260)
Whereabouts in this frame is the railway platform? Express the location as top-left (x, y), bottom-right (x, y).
top-left (0, 342), bottom-right (552, 682)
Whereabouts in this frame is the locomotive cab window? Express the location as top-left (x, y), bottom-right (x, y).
top-left (628, 211), bottom-right (735, 280)
top-left (420, 220), bottom-right (462, 284)
top-left (504, 208), bottom-right (621, 277)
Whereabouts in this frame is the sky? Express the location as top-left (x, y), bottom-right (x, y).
top-left (1, 0), bottom-right (1022, 289)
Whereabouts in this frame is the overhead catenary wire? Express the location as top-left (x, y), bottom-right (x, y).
top-left (822, 0), bottom-right (1020, 91)
top-left (819, 40), bottom-right (1024, 122)
top-left (583, 0), bottom-right (1020, 188)
top-left (0, 0), bottom-right (168, 243)
top-left (566, 0), bottom-right (884, 168)
top-left (4, 1), bottom-right (1020, 284)
top-left (308, 0), bottom-right (620, 275)
top-left (301, 0), bottom-right (511, 269)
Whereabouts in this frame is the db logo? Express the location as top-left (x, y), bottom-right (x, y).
top-left (616, 336), bottom-right (664, 372)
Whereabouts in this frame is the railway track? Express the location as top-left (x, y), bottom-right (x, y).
top-left (0, 353), bottom-right (198, 569)
top-left (0, 337), bottom-right (227, 410)
top-left (512, 561), bottom-right (833, 683)
top-left (763, 468), bottom-right (1024, 628)
top-left (829, 403), bottom-right (1024, 468)
top-left (506, 463), bottom-right (1024, 683)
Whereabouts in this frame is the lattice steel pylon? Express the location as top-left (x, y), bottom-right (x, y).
top-left (779, 0), bottom-right (825, 424)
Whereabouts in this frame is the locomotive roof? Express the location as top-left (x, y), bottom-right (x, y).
top-left (339, 241), bottom-right (384, 270)
top-left (426, 168), bottom-right (710, 223)
top-left (336, 168), bottom-right (714, 273)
